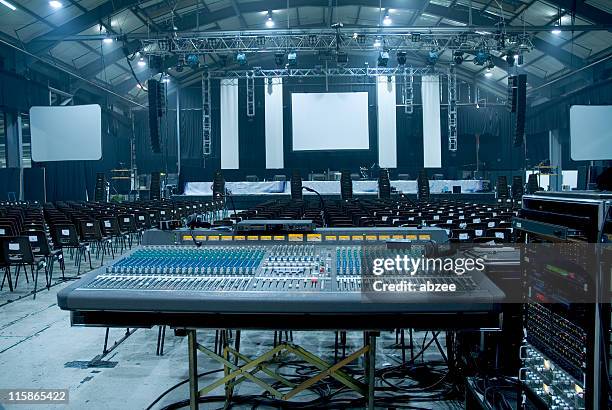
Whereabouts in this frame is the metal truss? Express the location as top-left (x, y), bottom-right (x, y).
top-left (138, 29), bottom-right (534, 56)
top-left (203, 66), bottom-right (435, 79)
top-left (202, 72), bottom-right (212, 156)
top-left (400, 68), bottom-right (414, 114)
top-left (447, 65), bottom-right (458, 152)
top-left (246, 71), bottom-right (255, 117)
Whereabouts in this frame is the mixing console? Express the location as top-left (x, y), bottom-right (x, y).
top-left (58, 227), bottom-right (505, 329)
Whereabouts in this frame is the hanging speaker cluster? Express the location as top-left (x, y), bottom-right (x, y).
top-left (340, 170), bottom-right (353, 200)
top-left (290, 170), bottom-right (303, 200)
top-left (511, 74), bottom-right (527, 147)
top-left (148, 79), bottom-right (165, 154)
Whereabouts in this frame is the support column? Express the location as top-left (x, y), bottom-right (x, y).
top-left (187, 329), bottom-right (199, 410)
top-left (549, 129), bottom-right (562, 191)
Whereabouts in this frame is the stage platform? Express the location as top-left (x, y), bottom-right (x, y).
top-left (174, 179), bottom-right (495, 208)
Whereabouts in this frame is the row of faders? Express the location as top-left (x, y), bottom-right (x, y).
top-left (108, 246), bottom-right (265, 275)
top-left (256, 244), bottom-right (330, 291)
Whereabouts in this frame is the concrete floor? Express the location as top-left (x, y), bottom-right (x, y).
top-left (0, 248), bottom-right (464, 410)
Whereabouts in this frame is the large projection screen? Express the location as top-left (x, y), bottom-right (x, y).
top-left (30, 104), bottom-right (102, 162)
top-left (291, 92), bottom-right (369, 151)
top-left (570, 105), bottom-right (612, 160)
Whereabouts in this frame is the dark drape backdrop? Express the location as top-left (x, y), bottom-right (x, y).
top-left (38, 110), bottom-right (132, 201)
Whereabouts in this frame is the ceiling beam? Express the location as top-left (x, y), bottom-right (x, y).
top-left (27, 0), bottom-right (143, 54)
top-left (542, 0), bottom-right (612, 25)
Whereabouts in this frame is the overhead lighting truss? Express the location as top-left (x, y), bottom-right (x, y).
top-left (200, 66), bottom-right (435, 79)
top-left (132, 29), bottom-right (534, 57)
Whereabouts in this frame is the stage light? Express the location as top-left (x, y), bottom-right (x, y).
top-left (474, 50), bottom-right (488, 66)
top-left (505, 53), bottom-right (515, 67)
top-left (265, 11), bottom-right (274, 28)
top-left (0, 0), bottom-right (17, 11)
top-left (453, 51), bottom-right (464, 65)
top-left (373, 37), bottom-right (382, 48)
top-left (287, 51), bottom-right (297, 67)
top-left (175, 63), bottom-right (184, 72)
top-left (308, 34), bottom-right (317, 46)
top-left (256, 36), bottom-right (266, 47)
top-left (396, 51), bottom-right (407, 66)
top-left (427, 49), bottom-right (439, 66)
top-left (236, 52), bottom-right (247, 66)
top-left (485, 68), bottom-right (493, 78)
top-left (186, 54), bottom-right (200, 69)
top-left (137, 56), bottom-right (146, 67)
top-left (517, 54), bottom-right (524, 66)
top-left (336, 51), bottom-right (348, 65)
top-left (377, 50), bottom-right (390, 67)
top-left (103, 36), bottom-right (113, 44)
top-left (383, 9), bottom-right (391, 26)
top-left (486, 59), bottom-right (495, 70)
top-left (356, 34), bottom-right (366, 45)
top-left (411, 33), bottom-right (421, 42)
top-left (552, 18), bottom-right (561, 35)
top-left (162, 74), bottom-right (170, 83)
top-left (49, 1), bottom-right (62, 9)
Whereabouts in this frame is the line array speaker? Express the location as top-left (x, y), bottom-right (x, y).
top-left (212, 170), bottom-right (225, 201)
top-left (150, 171), bottom-right (161, 201)
top-left (148, 79), bottom-right (165, 154)
top-left (378, 169), bottom-right (391, 199)
top-left (94, 173), bottom-right (106, 202)
top-left (513, 74), bottom-right (527, 147)
top-left (290, 170), bottom-right (303, 200)
top-left (506, 75), bottom-right (517, 113)
top-left (340, 170), bottom-right (353, 200)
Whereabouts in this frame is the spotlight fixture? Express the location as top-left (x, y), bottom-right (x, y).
top-left (383, 9), bottom-right (391, 26)
top-left (236, 52), bottom-right (247, 66)
top-left (426, 49), bottom-right (439, 66)
top-left (308, 35), bottom-right (317, 46)
top-left (137, 56), bottom-right (146, 67)
top-left (186, 54), bottom-right (199, 69)
top-left (274, 53), bottom-right (285, 67)
top-left (0, 0), bottom-right (17, 11)
top-left (265, 11), bottom-right (274, 28)
top-left (49, 1), bottom-right (62, 9)
top-left (373, 37), bottom-right (382, 48)
top-left (396, 51), bottom-right (407, 66)
top-left (458, 33), bottom-right (468, 43)
top-left (162, 74), bottom-right (170, 84)
top-left (377, 50), bottom-right (390, 67)
top-left (411, 33), bottom-right (421, 42)
top-left (474, 50), bottom-right (488, 66)
top-left (287, 51), bottom-right (297, 67)
top-left (356, 34), bottom-right (366, 45)
top-left (256, 36), bottom-right (266, 47)
top-left (453, 51), bottom-right (464, 65)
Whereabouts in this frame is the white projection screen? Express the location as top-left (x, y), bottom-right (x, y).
top-left (291, 92), bottom-right (369, 151)
top-left (30, 104), bottom-right (102, 162)
top-left (570, 105), bottom-right (612, 160)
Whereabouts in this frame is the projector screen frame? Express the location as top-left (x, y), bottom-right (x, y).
top-left (30, 104), bottom-right (103, 162)
top-left (289, 91), bottom-right (372, 153)
top-left (569, 104), bottom-right (612, 161)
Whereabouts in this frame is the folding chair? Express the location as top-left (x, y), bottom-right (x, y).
top-left (0, 236), bottom-right (45, 299)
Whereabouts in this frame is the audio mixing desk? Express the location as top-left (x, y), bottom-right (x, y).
top-left (58, 227), bottom-right (505, 330)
